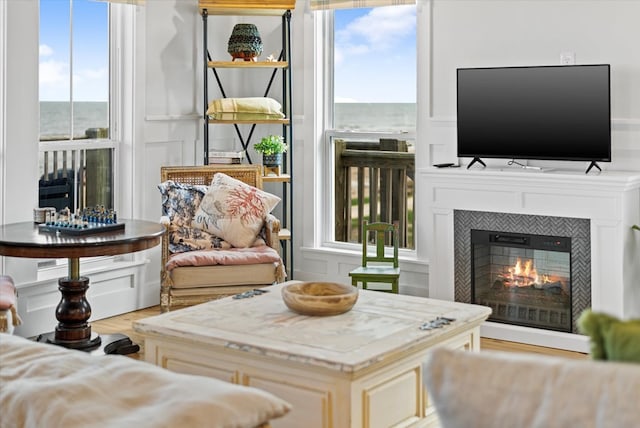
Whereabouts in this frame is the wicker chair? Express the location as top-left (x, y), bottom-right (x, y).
top-left (159, 165), bottom-right (285, 312)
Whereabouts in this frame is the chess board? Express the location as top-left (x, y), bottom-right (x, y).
top-left (38, 221), bottom-right (125, 235)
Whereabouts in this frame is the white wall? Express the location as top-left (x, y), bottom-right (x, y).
top-left (141, 0), bottom-right (200, 206)
top-left (0, 0), bottom-right (40, 284)
top-left (424, 0), bottom-right (640, 171)
top-left (296, 0), bottom-right (640, 300)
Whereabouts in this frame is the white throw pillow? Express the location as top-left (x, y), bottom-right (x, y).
top-left (193, 173), bottom-right (280, 248)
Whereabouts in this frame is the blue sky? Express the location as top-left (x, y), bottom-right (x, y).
top-left (38, 3), bottom-right (415, 103)
top-left (39, 0), bottom-right (108, 101)
top-left (334, 5), bottom-right (416, 103)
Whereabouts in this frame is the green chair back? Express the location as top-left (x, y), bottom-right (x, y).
top-left (349, 220), bottom-right (400, 293)
top-left (362, 221), bottom-right (399, 268)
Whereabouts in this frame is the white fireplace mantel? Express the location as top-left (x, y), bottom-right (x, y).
top-left (419, 167), bottom-right (640, 351)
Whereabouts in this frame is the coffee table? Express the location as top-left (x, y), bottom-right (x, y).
top-left (134, 281), bottom-right (491, 428)
top-left (0, 220), bottom-right (164, 354)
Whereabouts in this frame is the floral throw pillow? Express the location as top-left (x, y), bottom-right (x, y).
top-left (168, 224), bottom-right (233, 254)
top-left (193, 173), bottom-right (280, 248)
top-left (157, 181), bottom-right (208, 227)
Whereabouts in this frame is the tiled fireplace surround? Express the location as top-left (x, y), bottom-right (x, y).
top-left (420, 167), bottom-right (640, 352)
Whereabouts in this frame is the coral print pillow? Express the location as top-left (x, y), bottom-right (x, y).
top-left (193, 173), bottom-right (280, 248)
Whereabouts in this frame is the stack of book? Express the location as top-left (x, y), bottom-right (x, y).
top-left (208, 151), bottom-right (245, 164)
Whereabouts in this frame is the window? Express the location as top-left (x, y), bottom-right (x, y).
top-left (325, 5), bottom-right (416, 249)
top-left (39, 0), bottom-right (114, 214)
top-left (333, 6), bottom-right (416, 131)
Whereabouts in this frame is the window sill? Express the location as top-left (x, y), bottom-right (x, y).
top-left (299, 244), bottom-right (424, 265)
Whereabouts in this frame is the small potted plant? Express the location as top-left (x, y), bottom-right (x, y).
top-left (254, 135), bottom-right (288, 167)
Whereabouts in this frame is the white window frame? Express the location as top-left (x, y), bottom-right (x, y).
top-left (36, 1), bottom-right (136, 276)
top-left (317, 8), bottom-right (417, 257)
top-left (38, 0), bottom-right (117, 207)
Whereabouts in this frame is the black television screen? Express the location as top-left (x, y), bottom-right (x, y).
top-left (456, 64), bottom-right (611, 166)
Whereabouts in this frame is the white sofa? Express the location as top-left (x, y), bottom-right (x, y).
top-left (423, 347), bottom-right (640, 428)
top-left (0, 334), bottom-right (290, 428)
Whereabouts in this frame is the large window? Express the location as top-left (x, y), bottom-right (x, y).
top-left (39, 0), bottom-right (114, 213)
top-left (327, 5), bottom-right (416, 249)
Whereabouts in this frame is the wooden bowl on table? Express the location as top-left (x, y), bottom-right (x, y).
top-left (281, 282), bottom-right (358, 316)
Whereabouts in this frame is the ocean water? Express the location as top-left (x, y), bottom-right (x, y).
top-left (40, 101), bottom-right (108, 140)
top-left (335, 103), bottom-right (416, 132)
top-left (38, 102), bottom-right (416, 137)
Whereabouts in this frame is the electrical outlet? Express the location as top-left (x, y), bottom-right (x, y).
top-left (560, 52), bottom-right (575, 65)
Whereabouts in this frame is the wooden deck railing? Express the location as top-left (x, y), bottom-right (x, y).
top-left (335, 139), bottom-right (415, 249)
top-left (38, 139), bottom-right (115, 212)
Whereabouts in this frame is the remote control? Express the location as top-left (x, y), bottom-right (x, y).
top-left (433, 163), bottom-right (455, 168)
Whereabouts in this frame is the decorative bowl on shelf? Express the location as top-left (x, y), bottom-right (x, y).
top-left (281, 282), bottom-right (358, 316)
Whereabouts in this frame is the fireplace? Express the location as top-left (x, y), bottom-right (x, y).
top-left (453, 210), bottom-right (591, 334)
top-left (421, 168), bottom-right (640, 351)
top-left (470, 230), bottom-right (572, 332)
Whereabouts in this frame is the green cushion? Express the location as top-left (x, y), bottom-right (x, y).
top-left (603, 322), bottom-right (640, 363)
top-left (577, 309), bottom-right (640, 362)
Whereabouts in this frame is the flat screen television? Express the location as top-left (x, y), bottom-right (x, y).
top-left (456, 64), bottom-right (611, 173)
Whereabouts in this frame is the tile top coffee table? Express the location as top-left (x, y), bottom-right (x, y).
top-left (134, 281), bottom-right (491, 428)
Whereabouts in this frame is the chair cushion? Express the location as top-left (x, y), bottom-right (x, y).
top-left (165, 245), bottom-right (281, 271)
top-left (170, 263), bottom-right (278, 289)
top-left (349, 266), bottom-right (400, 277)
top-left (193, 173), bottom-right (280, 248)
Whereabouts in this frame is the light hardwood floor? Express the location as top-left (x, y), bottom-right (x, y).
top-left (92, 306), bottom-right (588, 360)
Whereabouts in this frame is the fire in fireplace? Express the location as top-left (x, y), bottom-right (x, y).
top-left (470, 230), bottom-right (572, 332)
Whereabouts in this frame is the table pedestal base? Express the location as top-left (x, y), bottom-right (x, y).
top-left (37, 331), bottom-right (102, 351)
top-left (36, 332), bottom-right (140, 355)
top-left (37, 275), bottom-right (140, 355)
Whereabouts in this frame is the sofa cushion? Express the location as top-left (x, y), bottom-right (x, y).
top-left (423, 347), bottom-right (640, 428)
top-left (0, 334), bottom-right (291, 428)
top-left (193, 173), bottom-right (280, 248)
